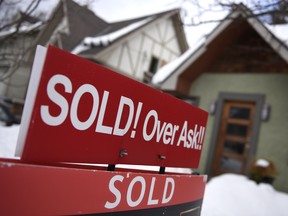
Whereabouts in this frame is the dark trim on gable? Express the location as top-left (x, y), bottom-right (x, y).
top-left (205, 92), bottom-right (265, 176)
top-left (171, 12), bottom-right (189, 53)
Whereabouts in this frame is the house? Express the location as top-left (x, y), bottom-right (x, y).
top-left (153, 4), bottom-right (288, 192)
top-left (35, 0), bottom-right (188, 83)
top-left (0, 13), bottom-right (43, 114)
top-left (0, 0), bottom-right (188, 109)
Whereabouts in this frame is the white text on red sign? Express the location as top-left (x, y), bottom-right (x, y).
top-left (40, 74), bottom-right (206, 150)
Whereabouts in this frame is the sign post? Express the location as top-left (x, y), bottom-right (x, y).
top-left (0, 45), bottom-right (208, 215)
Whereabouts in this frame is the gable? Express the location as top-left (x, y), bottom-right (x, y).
top-left (35, 0), bottom-right (108, 52)
top-left (95, 16), bottom-right (184, 81)
top-left (206, 21), bottom-right (288, 73)
top-left (155, 4), bottom-right (288, 95)
top-left (175, 17), bottom-right (288, 94)
top-left (61, 0), bottom-right (108, 51)
top-left (77, 9), bottom-right (187, 56)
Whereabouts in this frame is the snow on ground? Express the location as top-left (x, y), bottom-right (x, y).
top-left (201, 174), bottom-right (288, 216)
top-left (1, 124), bottom-right (288, 216)
top-left (0, 125), bottom-right (20, 159)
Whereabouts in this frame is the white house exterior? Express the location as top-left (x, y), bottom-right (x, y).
top-left (0, 0), bottom-right (188, 104)
top-left (0, 21), bottom-right (42, 102)
top-left (79, 14), bottom-right (186, 82)
top-left (35, 0), bottom-right (188, 84)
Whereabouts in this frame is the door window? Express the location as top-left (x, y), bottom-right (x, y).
top-left (212, 101), bottom-right (256, 175)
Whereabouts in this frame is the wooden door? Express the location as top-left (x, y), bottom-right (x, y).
top-left (212, 100), bottom-right (256, 176)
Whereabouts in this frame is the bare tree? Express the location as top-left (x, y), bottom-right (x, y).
top-left (0, 0), bottom-right (42, 39)
top-left (0, 0), bottom-right (287, 95)
top-left (180, 0), bottom-right (288, 26)
top-left (0, 0), bottom-right (43, 88)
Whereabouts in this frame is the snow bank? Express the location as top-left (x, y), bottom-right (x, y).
top-left (201, 174), bottom-right (288, 216)
top-left (0, 125), bottom-right (19, 158)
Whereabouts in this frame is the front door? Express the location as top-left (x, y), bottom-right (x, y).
top-left (212, 100), bottom-right (256, 176)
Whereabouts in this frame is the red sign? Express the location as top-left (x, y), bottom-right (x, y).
top-left (0, 159), bottom-right (206, 215)
top-left (16, 45), bottom-right (208, 168)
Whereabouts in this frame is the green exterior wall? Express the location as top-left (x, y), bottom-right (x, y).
top-left (189, 73), bottom-right (288, 192)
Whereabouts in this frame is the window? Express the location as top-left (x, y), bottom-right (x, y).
top-left (149, 56), bottom-right (159, 74)
top-left (144, 57), bottom-right (168, 83)
top-left (0, 106), bottom-right (9, 122)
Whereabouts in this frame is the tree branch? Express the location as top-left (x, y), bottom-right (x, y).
top-left (0, 0), bottom-right (41, 37)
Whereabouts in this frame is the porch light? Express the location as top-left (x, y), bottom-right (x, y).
top-left (261, 104), bottom-right (270, 121)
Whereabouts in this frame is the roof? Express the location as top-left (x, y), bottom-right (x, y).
top-left (0, 21), bottom-right (42, 38)
top-left (36, 0), bottom-right (183, 56)
top-left (152, 4), bottom-right (288, 87)
top-left (60, 0), bottom-right (109, 51)
top-left (72, 9), bottom-right (182, 55)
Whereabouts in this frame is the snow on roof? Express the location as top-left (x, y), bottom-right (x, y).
top-left (152, 22), bottom-right (218, 84)
top-left (0, 21), bottom-right (42, 38)
top-left (71, 17), bottom-right (153, 55)
top-left (152, 46), bottom-right (197, 84)
top-left (265, 23), bottom-right (288, 46)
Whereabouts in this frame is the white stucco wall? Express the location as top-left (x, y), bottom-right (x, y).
top-left (190, 73), bottom-right (288, 192)
top-left (97, 18), bottom-right (182, 81)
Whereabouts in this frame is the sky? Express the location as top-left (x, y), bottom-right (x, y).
top-left (31, 0), bottom-right (180, 21)
top-left (17, 0), bottom-right (288, 48)
top-left (9, 0), bottom-right (287, 83)
top-left (30, 0), bottom-right (288, 48)
top-left (5, 0), bottom-right (288, 73)
top-left (13, 0), bottom-right (229, 47)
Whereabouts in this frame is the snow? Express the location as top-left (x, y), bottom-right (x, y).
top-left (152, 22), bottom-right (218, 84)
top-left (88, 17), bottom-right (153, 45)
top-left (1, 125), bottom-right (288, 215)
top-left (0, 21), bottom-right (42, 38)
top-left (256, 158), bottom-right (270, 168)
top-left (265, 24), bottom-right (288, 46)
top-left (152, 44), bottom-right (204, 84)
top-left (152, 21), bottom-right (288, 85)
top-left (0, 125), bottom-right (20, 159)
top-left (201, 174), bottom-right (288, 216)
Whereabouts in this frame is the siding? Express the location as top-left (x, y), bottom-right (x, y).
top-left (0, 32), bottom-right (38, 100)
top-left (97, 18), bottom-right (181, 81)
top-left (189, 73), bottom-right (288, 192)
